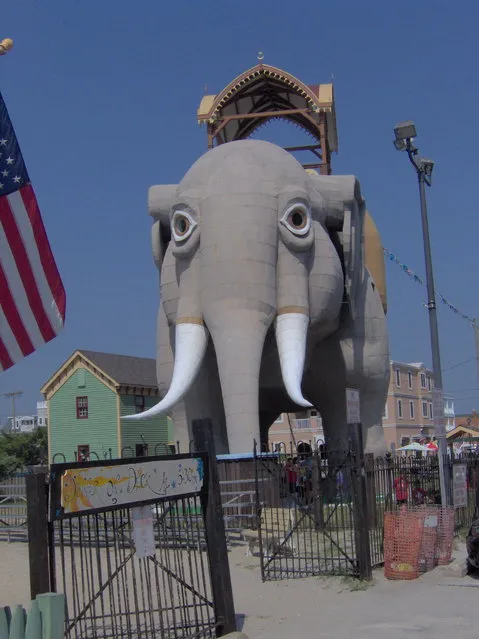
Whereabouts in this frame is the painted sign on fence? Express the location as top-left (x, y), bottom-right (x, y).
top-left (453, 464), bottom-right (467, 508)
top-left (60, 457), bottom-right (204, 514)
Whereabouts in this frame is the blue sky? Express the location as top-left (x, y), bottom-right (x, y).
top-left (1, 0), bottom-right (478, 420)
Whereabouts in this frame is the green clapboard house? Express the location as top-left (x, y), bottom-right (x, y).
top-left (41, 350), bottom-right (174, 463)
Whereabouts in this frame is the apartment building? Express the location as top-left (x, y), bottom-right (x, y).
top-left (383, 361), bottom-right (456, 449)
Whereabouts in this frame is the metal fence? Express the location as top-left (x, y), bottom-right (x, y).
top-left (255, 447), bottom-right (362, 581)
top-left (0, 472), bottom-right (27, 541)
top-left (43, 450), bottom-right (235, 639)
top-left (52, 498), bottom-right (212, 639)
top-left (255, 443), bottom-right (479, 581)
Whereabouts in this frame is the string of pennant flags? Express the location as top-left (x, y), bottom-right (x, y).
top-left (383, 248), bottom-right (477, 326)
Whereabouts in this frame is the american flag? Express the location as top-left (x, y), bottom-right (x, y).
top-left (0, 92), bottom-right (66, 371)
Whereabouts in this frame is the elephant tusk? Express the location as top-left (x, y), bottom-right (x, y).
top-left (122, 322), bottom-right (208, 421)
top-left (275, 312), bottom-right (312, 408)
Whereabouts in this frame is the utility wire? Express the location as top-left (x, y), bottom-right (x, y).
top-left (443, 358), bottom-right (475, 373)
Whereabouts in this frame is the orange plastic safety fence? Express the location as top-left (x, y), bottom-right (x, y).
top-left (384, 509), bottom-right (425, 580)
top-left (384, 505), bottom-right (456, 580)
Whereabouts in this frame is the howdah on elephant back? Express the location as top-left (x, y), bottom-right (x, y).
top-left (124, 140), bottom-right (390, 456)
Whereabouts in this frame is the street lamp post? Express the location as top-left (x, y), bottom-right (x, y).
top-left (393, 121), bottom-right (448, 506)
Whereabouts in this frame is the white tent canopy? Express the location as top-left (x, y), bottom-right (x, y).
top-left (396, 442), bottom-right (428, 452)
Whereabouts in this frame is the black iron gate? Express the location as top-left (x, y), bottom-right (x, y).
top-left (48, 452), bottom-right (235, 639)
top-left (255, 426), bottom-right (371, 582)
top-left (255, 450), bottom-right (358, 580)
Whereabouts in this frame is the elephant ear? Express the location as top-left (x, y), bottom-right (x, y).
top-left (148, 185), bottom-right (178, 269)
top-left (307, 173), bottom-right (364, 317)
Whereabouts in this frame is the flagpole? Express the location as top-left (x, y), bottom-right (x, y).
top-left (0, 38), bottom-right (13, 56)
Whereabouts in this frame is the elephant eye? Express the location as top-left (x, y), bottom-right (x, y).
top-left (280, 203), bottom-right (311, 237)
top-left (171, 210), bottom-right (197, 242)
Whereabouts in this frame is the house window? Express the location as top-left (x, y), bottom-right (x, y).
top-left (383, 404), bottom-right (388, 420)
top-left (427, 376), bottom-right (432, 391)
top-left (409, 401), bottom-right (415, 419)
top-left (310, 410), bottom-right (318, 417)
top-left (422, 401), bottom-right (428, 418)
top-left (401, 436), bottom-right (410, 446)
top-left (420, 373), bottom-right (426, 388)
top-left (408, 372), bottom-right (412, 388)
top-left (429, 403), bottom-right (433, 419)
top-left (76, 396), bottom-right (88, 419)
top-left (397, 400), bottom-right (403, 418)
top-left (134, 395), bottom-right (145, 414)
top-left (295, 419), bottom-right (311, 430)
top-left (395, 369), bottom-right (401, 386)
top-left (274, 414), bottom-right (284, 423)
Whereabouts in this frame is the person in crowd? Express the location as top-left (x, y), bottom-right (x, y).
top-left (284, 457), bottom-right (298, 495)
top-left (412, 480), bottom-right (427, 505)
top-left (394, 474), bottom-right (409, 505)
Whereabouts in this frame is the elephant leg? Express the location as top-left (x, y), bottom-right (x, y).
top-left (358, 390), bottom-right (387, 456)
top-left (305, 270), bottom-right (389, 458)
top-left (184, 342), bottom-right (229, 455)
top-left (304, 338), bottom-right (349, 460)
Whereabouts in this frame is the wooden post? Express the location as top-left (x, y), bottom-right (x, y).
top-left (193, 419), bottom-right (236, 636)
top-left (349, 423), bottom-right (372, 580)
top-left (26, 467), bottom-right (50, 598)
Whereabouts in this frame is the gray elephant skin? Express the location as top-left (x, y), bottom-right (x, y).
top-left (124, 140), bottom-right (390, 456)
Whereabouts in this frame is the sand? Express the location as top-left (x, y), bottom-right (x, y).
top-left (1, 540), bottom-right (479, 639)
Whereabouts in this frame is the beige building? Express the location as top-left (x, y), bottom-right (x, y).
top-left (383, 361), bottom-right (436, 450)
top-left (268, 360), bottom-right (455, 452)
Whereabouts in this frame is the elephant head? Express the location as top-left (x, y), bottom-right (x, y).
top-left (124, 140), bottom-right (369, 450)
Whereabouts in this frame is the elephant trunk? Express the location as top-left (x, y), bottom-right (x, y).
top-left (208, 318), bottom-right (269, 453)
top-left (275, 243), bottom-right (312, 408)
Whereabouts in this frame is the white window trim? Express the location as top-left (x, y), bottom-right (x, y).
top-left (397, 399), bottom-right (403, 419)
top-left (409, 401), bottom-right (415, 419)
top-left (395, 369), bottom-right (401, 386)
top-left (408, 372), bottom-right (412, 389)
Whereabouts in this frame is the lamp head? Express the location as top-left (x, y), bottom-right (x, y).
top-left (394, 120), bottom-right (417, 142)
top-left (418, 157), bottom-right (434, 177)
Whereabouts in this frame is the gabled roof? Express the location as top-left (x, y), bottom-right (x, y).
top-left (78, 350), bottom-right (157, 387)
top-left (41, 349), bottom-right (158, 397)
top-left (446, 424), bottom-right (479, 440)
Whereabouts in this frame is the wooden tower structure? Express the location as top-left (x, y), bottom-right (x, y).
top-left (197, 61), bottom-right (337, 175)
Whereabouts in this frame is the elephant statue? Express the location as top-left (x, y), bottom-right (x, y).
top-left (124, 140), bottom-right (390, 456)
